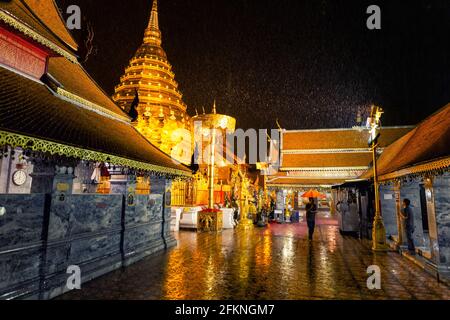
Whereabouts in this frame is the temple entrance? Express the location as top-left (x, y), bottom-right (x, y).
top-left (418, 184), bottom-right (431, 257)
top-left (419, 184), bottom-right (429, 232)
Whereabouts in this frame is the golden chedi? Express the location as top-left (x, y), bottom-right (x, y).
top-left (113, 0), bottom-right (191, 162)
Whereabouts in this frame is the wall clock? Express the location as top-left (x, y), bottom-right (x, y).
top-left (12, 170), bottom-right (27, 186)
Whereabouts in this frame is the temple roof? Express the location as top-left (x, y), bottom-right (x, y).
top-left (0, 2), bottom-right (127, 117)
top-left (0, 0), bottom-right (190, 176)
top-left (282, 127), bottom-right (413, 150)
top-left (0, 67), bottom-right (190, 176)
top-left (267, 178), bottom-right (344, 187)
top-left (22, 0), bottom-right (78, 50)
top-left (48, 58), bottom-right (128, 118)
top-left (267, 167), bottom-right (367, 187)
top-left (361, 103), bottom-right (450, 180)
top-left (0, 0), bottom-right (77, 53)
top-left (278, 127), bottom-right (412, 171)
top-left (281, 153), bottom-right (372, 169)
top-left (268, 126), bottom-right (413, 187)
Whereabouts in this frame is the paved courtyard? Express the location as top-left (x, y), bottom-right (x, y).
top-left (59, 213), bottom-right (450, 300)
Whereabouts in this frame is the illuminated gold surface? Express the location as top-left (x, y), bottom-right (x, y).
top-left (370, 105), bottom-right (388, 251)
top-left (191, 107), bottom-right (237, 208)
top-left (207, 122), bottom-right (216, 208)
top-left (191, 113), bottom-right (236, 132)
top-left (171, 180), bottom-right (187, 206)
top-left (136, 176), bottom-right (150, 195)
top-left (111, 15), bottom-right (242, 207)
top-left (113, 0), bottom-right (191, 161)
top-left (236, 168), bottom-right (254, 228)
top-left (197, 211), bottom-right (223, 232)
top-left (96, 176), bottom-right (111, 194)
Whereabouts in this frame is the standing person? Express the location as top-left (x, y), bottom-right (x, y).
top-left (336, 199), bottom-right (348, 233)
top-left (305, 197), bottom-right (317, 241)
top-left (336, 200), bottom-right (342, 214)
top-left (269, 198), bottom-right (276, 221)
top-left (400, 198), bottom-right (415, 254)
top-left (348, 199), bottom-right (359, 233)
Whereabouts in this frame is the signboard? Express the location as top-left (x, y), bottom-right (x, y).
top-left (56, 183), bottom-right (69, 192)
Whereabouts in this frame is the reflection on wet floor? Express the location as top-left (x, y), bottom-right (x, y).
top-left (59, 213), bottom-right (450, 300)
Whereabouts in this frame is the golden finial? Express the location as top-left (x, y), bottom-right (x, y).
top-left (202, 106), bottom-right (206, 114)
top-left (147, 0), bottom-right (160, 32)
top-left (195, 108), bottom-right (199, 116)
top-left (212, 100), bottom-right (217, 114)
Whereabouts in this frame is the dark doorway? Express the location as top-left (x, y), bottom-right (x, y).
top-left (419, 184), bottom-right (429, 232)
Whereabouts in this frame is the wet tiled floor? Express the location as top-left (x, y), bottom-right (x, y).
top-left (58, 213), bottom-right (450, 300)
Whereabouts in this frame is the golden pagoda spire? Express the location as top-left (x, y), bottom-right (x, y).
top-left (112, 0), bottom-right (192, 164)
top-left (144, 0), bottom-right (162, 45)
top-left (148, 0), bottom-right (159, 30)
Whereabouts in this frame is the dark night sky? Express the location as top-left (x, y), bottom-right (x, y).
top-left (56, 0), bottom-right (450, 130)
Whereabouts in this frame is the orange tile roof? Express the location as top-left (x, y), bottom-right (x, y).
top-left (0, 1), bottom-right (189, 176)
top-left (23, 0), bottom-right (77, 50)
top-left (282, 127), bottom-right (412, 150)
top-left (282, 153), bottom-right (372, 168)
top-left (0, 67), bottom-right (190, 175)
top-left (272, 127), bottom-right (411, 186)
top-left (361, 103), bottom-right (450, 179)
top-left (0, 0), bottom-right (77, 52)
top-left (268, 178), bottom-right (344, 186)
top-left (48, 58), bottom-right (128, 117)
